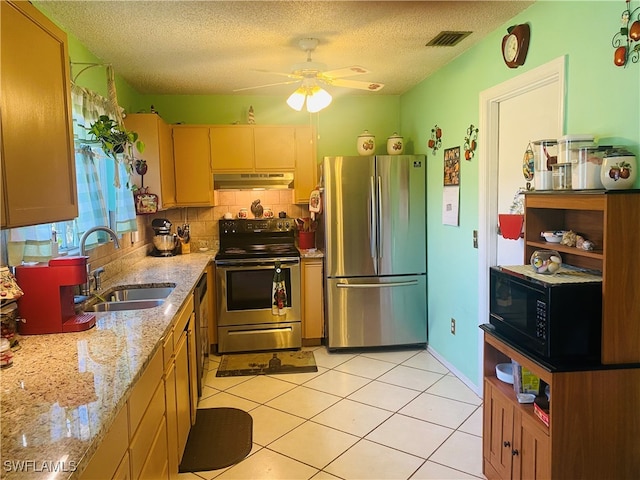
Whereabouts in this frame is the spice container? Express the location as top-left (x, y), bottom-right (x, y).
top-left (532, 139), bottom-right (557, 190)
top-left (571, 146), bottom-right (605, 190)
top-left (0, 338), bottom-right (13, 368)
top-left (557, 135), bottom-right (595, 164)
top-left (551, 163), bottom-right (572, 190)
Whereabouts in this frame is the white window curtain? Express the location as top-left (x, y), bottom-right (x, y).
top-left (6, 86), bottom-right (137, 265)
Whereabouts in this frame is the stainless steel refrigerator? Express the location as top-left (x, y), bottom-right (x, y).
top-left (319, 155), bottom-right (427, 349)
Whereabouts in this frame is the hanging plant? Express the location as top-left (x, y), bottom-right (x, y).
top-left (83, 115), bottom-right (145, 187)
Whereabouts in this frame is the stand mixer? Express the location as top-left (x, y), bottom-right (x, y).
top-left (151, 218), bottom-right (178, 256)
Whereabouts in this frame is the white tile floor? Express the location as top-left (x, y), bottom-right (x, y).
top-left (178, 346), bottom-right (483, 480)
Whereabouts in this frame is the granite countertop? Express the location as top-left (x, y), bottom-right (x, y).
top-left (299, 248), bottom-right (324, 258)
top-left (0, 252), bottom-right (213, 480)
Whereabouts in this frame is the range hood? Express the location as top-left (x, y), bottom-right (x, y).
top-left (213, 172), bottom-right (294, 190)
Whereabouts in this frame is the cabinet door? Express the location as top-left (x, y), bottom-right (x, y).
top-left (1, 0), bottom-right (77, 228)
top-left (138, 417), bottom-right (169, 480)
top-left (125, 114), bottom-right (176, 210)
top-left (484, 381), bottom-right (514, 480)
top-left (174, 332), bottom-right (191, 459)
top-left (187, 313), bottom-right (199, 424)
top-left (173, 126), bottom-right (213, 205)
top-left (210, 126), bottom-right (254, 171)
top-left (302, 259), bottom-right (324, 340)
top-left (294, 126), bottom-right (317, 203)
top-left (164, 361), bottom-right (179, 480)
top-left (112, 452), bottom-right (131, 480)
top-left (254, 126), bottom-right (296, 170)
top-left (513, 413), bottom-right (550, 480)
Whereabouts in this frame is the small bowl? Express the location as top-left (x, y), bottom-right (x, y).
top-left (495, 363), bottom-right (514, 384)
top-left (541, 230), bottom-right (566, 243)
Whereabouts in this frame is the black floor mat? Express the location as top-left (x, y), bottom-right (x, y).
top-left (178, 408), bottom-right (253, 473)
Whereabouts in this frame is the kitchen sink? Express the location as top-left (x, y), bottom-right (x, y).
top-left (92, 299), bottom-right (166, 312)
top-left (106, 286), bottom-right (175, 302)
top-left (89, 283), bottom-right (176, 312)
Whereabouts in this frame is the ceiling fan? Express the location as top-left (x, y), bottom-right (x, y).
top-left (234, 38), bottom-right (384, 112)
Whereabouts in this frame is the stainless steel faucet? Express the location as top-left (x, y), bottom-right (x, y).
top-left (79, 226), bottom-right (121, 295)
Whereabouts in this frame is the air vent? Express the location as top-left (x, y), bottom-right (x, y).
top-left (426, 31), bottom-right (472, 47)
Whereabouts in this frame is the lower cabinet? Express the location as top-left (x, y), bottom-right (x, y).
top-left (483, 379), bottom-right (550, 480)
top-left (483, 330), bottom-right (640, 479)
top-left (81, 296), bottom-right (198, 480)
top-left (301, 258), bottom-right (324, 344)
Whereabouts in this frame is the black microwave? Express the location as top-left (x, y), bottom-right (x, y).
top-left (489, 266), bottom-right (603, 362)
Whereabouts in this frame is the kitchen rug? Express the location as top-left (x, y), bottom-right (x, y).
top-left (216, 350), bottom-right (317, 377)
top-left (178, 407), bottom-right (252, 473)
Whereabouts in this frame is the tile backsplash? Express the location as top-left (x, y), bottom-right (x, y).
top-left (146, 189), bottom-right (310, 251)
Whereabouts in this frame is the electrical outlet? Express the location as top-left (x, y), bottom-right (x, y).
top-left (451, 318), bottom-right (456, 335)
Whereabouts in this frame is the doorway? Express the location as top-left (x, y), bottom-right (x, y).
top-left (476, 56), bottom-right (566, 388)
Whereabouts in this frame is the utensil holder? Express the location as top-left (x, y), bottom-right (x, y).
top-left (298, 231), bottom-right (315, 250)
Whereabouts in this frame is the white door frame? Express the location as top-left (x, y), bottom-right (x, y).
top-left (476, 56), bottom-right (566, 389)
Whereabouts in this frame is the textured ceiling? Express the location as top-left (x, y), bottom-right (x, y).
top-left (36, 1), bottom-right (534, 96)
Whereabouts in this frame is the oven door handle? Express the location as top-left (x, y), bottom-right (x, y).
top-left (216, 259), bottom-right (300, 269)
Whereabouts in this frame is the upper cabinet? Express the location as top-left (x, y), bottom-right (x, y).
top-left (172, 126), bottom-right (213, 206)
top-left (1, 0), bottom-right (78, 228)
top-left (125, 113), bottom-right (176, 210)
top-left (210, 125), bottom-right (302, 172)
top-left (293, 126), bottom-right (317, 204)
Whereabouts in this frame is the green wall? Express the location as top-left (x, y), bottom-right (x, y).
top-left (400, 0), bottom-right (640, 385)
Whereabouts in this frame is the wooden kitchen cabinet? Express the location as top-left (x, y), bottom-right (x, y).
top-left (187, 313), bottom-right (199, 423)
top-left (172, 126), bottom-right (213, 206)
top-left (301, 258), bottom-right (324, 344)
top-left (209, 126), bottom-right (254, 171)
top-left (81, 404), bottom-right (129, 479)
top-left (1, 0), bottom-right (78, 228)
top-left (253, 126), bottom-right (296, 170)
top-left (482, 330), bottom-right (640, 479)
top-left (210, 125), bottom-right (296, 172)
top-left (125, 113), bottom-right (176, 210)
top-left (524, 191), bottom-right (640, 364)
top-left (207, 263), bottom-right (217, 351)
top-left (294, 126), bottom-right (317, 203)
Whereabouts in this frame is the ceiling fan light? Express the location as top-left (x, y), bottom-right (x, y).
top-left (306, 86), bottom-right (332, 113)
top-left (286, 88), bottom-right (306, 111)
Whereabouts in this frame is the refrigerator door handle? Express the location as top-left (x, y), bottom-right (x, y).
top-left (369, 175), bottom-right (377, 259)
top-left (336, 280), bottom-right (419, 288)
top-left (377, 175), bottom-right (383, 259)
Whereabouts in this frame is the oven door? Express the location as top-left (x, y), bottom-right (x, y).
top-left (215, 258), bottom-right (301, 327)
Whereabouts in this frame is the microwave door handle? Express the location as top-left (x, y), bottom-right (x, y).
top-left (370, 175), bottom-right (377, 259)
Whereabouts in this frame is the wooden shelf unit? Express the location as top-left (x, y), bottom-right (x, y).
top-left (524, 190), bottom-right (640, 364)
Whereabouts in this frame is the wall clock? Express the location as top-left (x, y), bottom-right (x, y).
top-left (502, 24), bottom-right (530, 68)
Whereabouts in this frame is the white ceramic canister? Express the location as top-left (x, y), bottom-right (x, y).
top-left (600, 148), bottom-right (637, 190)
top-left (386, 132), bottom-right (404, 155)
top-left (357, 130), bottom-right (375, 156)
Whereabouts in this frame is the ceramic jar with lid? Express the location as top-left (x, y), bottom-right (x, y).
top-left (600, 148), bottom-right (637, 190)
top-left (387, 132), bottom-right (404, 155)
top-left (357, 130), bottom-right (375, 156)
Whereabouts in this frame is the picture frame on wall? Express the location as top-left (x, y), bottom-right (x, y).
top-left (443, 146), bottom-right (461, 186)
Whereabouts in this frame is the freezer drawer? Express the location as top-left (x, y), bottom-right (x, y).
top-left (326, 275), bottom-right (427, 349)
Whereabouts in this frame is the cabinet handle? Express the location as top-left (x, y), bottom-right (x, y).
top-left (503, 441), bottom-right (511, 448)
top-left (512, 449), bottom-right (519, 456)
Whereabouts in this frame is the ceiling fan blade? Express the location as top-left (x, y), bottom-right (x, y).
top-left (327, 78), bottom-right (385, 92)
top-left (254, 69), bottom-right (303, 80)
top-left (321, 65), bottom-right (371, 79)
top-left (233, 80), bottom-right (301, 92)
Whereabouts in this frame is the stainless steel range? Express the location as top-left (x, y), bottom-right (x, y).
top-left (215, 218), bottom-right (301, 353)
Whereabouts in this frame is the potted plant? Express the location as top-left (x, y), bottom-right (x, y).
top-left (84, 115), bottom-right (145, 180)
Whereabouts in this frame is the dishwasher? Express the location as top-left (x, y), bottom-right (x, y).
top-left (193, 272), bottom-right (208, 396)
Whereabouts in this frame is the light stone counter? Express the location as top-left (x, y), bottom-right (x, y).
top-left (0, 252), bottom-right (213, 479)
